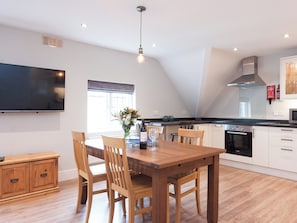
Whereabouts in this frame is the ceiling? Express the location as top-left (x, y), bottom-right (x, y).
top-left (1, 0), bottom-right (297, 60)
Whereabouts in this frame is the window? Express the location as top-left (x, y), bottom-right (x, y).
top-left (87, 80), bottom-right (135, 137)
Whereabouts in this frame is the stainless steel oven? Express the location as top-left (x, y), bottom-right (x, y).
top-left (225, 125), bottom-right (252, 157)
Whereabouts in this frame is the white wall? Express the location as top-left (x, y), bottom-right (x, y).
top-left (0, 25), bottom-right (189, 179)
top-left (198, 48), bottom-right (297, 119)
top-left (160, 49), bottom-right (206, 116)
top-left (197, 48), bottom-right (242, 117)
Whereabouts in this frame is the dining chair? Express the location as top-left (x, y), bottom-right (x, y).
top-left (168, 128), bottom-right (204, 223)
top-left (72, 131), bottom-right (111, 223)
top-left (170, 121), bottom-right (194, 142)
top-left (146, 125), bottom-right (164, 141)
top-left (102, 135), bottom-right (153, 223)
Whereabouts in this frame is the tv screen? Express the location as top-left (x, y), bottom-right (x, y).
top-left (0, 63), bottom-right (65, 112)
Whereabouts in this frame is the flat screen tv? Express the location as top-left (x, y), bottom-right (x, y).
top-left (0, 62), bottom-right (65, 112)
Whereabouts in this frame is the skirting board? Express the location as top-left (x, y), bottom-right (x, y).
top-left (220, 158), bottom-right (297, 181)
top-left (58, 161), bottom-right (104, 182)
top-left (58, 168), bottom-right (77, 182)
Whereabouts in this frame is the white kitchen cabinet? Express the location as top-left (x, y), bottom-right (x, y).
top-left (193, 124), bottom-right (211, 146)
top-left (210, 124), bottom-right (225, 149)
top-left (269, 127), bottom-right (297, 172)
top-left (252, 126), bottom-right (269, 167)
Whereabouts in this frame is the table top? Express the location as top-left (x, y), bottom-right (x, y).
top-left (86, 139), bottom-right (225, 169)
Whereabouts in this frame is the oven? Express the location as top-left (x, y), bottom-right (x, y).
top-left (225, 125), bottom-right (253, 157)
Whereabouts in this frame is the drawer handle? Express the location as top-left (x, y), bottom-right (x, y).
top-left (281, 129), bottom-right (293, 131)
top-left (281, 148), bottom-right (293, 152)
top-left (281, 138), bottom-right (293, 141)
top-left (10, 178), bottom-right (19, 184)
top-left (40, 173), bottom-right (48, 178)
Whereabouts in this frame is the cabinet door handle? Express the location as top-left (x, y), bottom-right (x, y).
top-left (281, 129), bottom-right (293, 131)
top-left (280, 148), bottom-right (293, 152)
top-left (10, 178), bottom-right (19, 184)
top-left (227, 131), bottom-right (248, 136)
top-left (40, 173), bottom-right (48, 178)
top-left (281, 138), bottom-right (293, 141)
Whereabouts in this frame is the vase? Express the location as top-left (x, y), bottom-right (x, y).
top-left (123, 125), bottom-right (131, 138)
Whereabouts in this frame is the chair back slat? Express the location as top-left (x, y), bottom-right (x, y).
top-left (177, 128), bottom-right (204, 146)
top-left (102, 136), bottom-right (132, 197)
top-left (72, 131), bottom-right (91, 177)
top-left (179, 121), bottom-right (193, 129)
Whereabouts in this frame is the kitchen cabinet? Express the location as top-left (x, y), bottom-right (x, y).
top-left (210, 124), bottom-right (225, 149)
top-left (193, 124), bottom-right (211, 146)
top-left (269, 127), bottom-right (297, 172)
top-left (252, 126), bottom-right (269, 166)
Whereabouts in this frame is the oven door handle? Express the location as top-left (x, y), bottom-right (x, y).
top-left (226, 131), bottom-right (248, 136)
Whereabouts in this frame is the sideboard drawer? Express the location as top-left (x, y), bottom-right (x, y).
top-left (0, 163), bottom-right (30, 198)
top-left (30, 159), bottom-right (58, 192)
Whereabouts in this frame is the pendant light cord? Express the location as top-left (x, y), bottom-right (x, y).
top-left (139, 9), bottom-right (142, 48)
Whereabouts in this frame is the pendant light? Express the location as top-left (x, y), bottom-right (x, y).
top-left (136, 6), bottom-right (146, 63)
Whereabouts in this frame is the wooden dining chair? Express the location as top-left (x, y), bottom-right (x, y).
top-left (102, 135), bottom-right (153, 223)
top-left (168, 128), bottom-right (204, 223)
top-left (146, 125), bottom-right (164, 141)
top-left (170, 121), bottom-right (194, 142)
top-left (72, 131), bottom-right (109, 223)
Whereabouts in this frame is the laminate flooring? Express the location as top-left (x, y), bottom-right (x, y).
top-left (1, 165), bottom-right (297, 223)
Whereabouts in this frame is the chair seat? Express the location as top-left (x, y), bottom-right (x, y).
top-left (131, 175), bottom-right (152, 193)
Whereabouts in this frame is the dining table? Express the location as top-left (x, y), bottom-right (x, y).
top-left (85, 138), bottom-right (225, 223)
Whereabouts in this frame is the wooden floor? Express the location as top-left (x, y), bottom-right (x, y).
top-left (1, 165), bottom-right (297, 223)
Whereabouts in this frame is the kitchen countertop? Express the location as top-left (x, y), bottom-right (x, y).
top-left (148, 117), bottom-right (297, 128)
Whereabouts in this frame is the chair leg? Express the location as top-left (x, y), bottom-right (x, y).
top-left (106, 180), bottom-right (109, 201)
top-left (195, 170), bottom-right (201, 215)
top-left (121, 195), bottom-right (126, 216)
top-left (85, 180), bottom-right (93, 223)
top-left (175, 184), bottom-right (182, 223)
top-left (128, 198), bottom-right (135, 223)
top-left (108, 190), bottom-right (115, 223)
top-left (140, 198), bottom-right (145, 221)
top-left (76, 176), bottom-right (83, 213)
top-left (167, 184), bottom-right (170, 223)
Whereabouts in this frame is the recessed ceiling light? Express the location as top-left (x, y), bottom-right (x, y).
top-left (81, 23), bottom-right (87, 29)
top-left (152, 43), bottom-right (156, 48)
top-left (284, 33), bottom-right (290, 39)
top-left (233, 48), bottom-right (238, 52)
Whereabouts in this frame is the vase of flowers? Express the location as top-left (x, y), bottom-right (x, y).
top-left (114, 107), bottom-right (141, 138)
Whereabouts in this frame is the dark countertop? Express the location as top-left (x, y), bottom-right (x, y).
top-left (148, 117), bottom-right (297, 128)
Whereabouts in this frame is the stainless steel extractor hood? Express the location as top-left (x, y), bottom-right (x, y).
top-left (227, 56), bottom-right (266, 87)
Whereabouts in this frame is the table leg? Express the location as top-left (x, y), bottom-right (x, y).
top-left (207, 155), bottom-right (219, 223)
top-left (152, 171), bottom-right (168, 223)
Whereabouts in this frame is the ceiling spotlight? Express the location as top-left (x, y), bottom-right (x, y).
top-left (233, 48), bottom-right (238, 52)
top-left (81, 23), bottom-right (87, 29)
top-left (136, 6), bottom-right (146, 63)
top-left (284, 33), bottom-right (290, 39)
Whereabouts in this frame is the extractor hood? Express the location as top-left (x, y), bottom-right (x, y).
top-left (227, 56), bottom-right (266, 87)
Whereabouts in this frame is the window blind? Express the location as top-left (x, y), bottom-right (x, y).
top-left (88, 80), bottom-right (134, 93)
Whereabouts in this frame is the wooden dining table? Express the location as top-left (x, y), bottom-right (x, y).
top-left (85, 138), bottom-right (225, 223)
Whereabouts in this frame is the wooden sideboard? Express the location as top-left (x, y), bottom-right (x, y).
top-left (0, 151), bottom-right (59, 203)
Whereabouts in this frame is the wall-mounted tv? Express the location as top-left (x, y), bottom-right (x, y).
top-left (0, 63), bottom-right (65, 112)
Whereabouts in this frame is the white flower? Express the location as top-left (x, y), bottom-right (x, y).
top-left (124, 118), bottom-right (131, 125)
